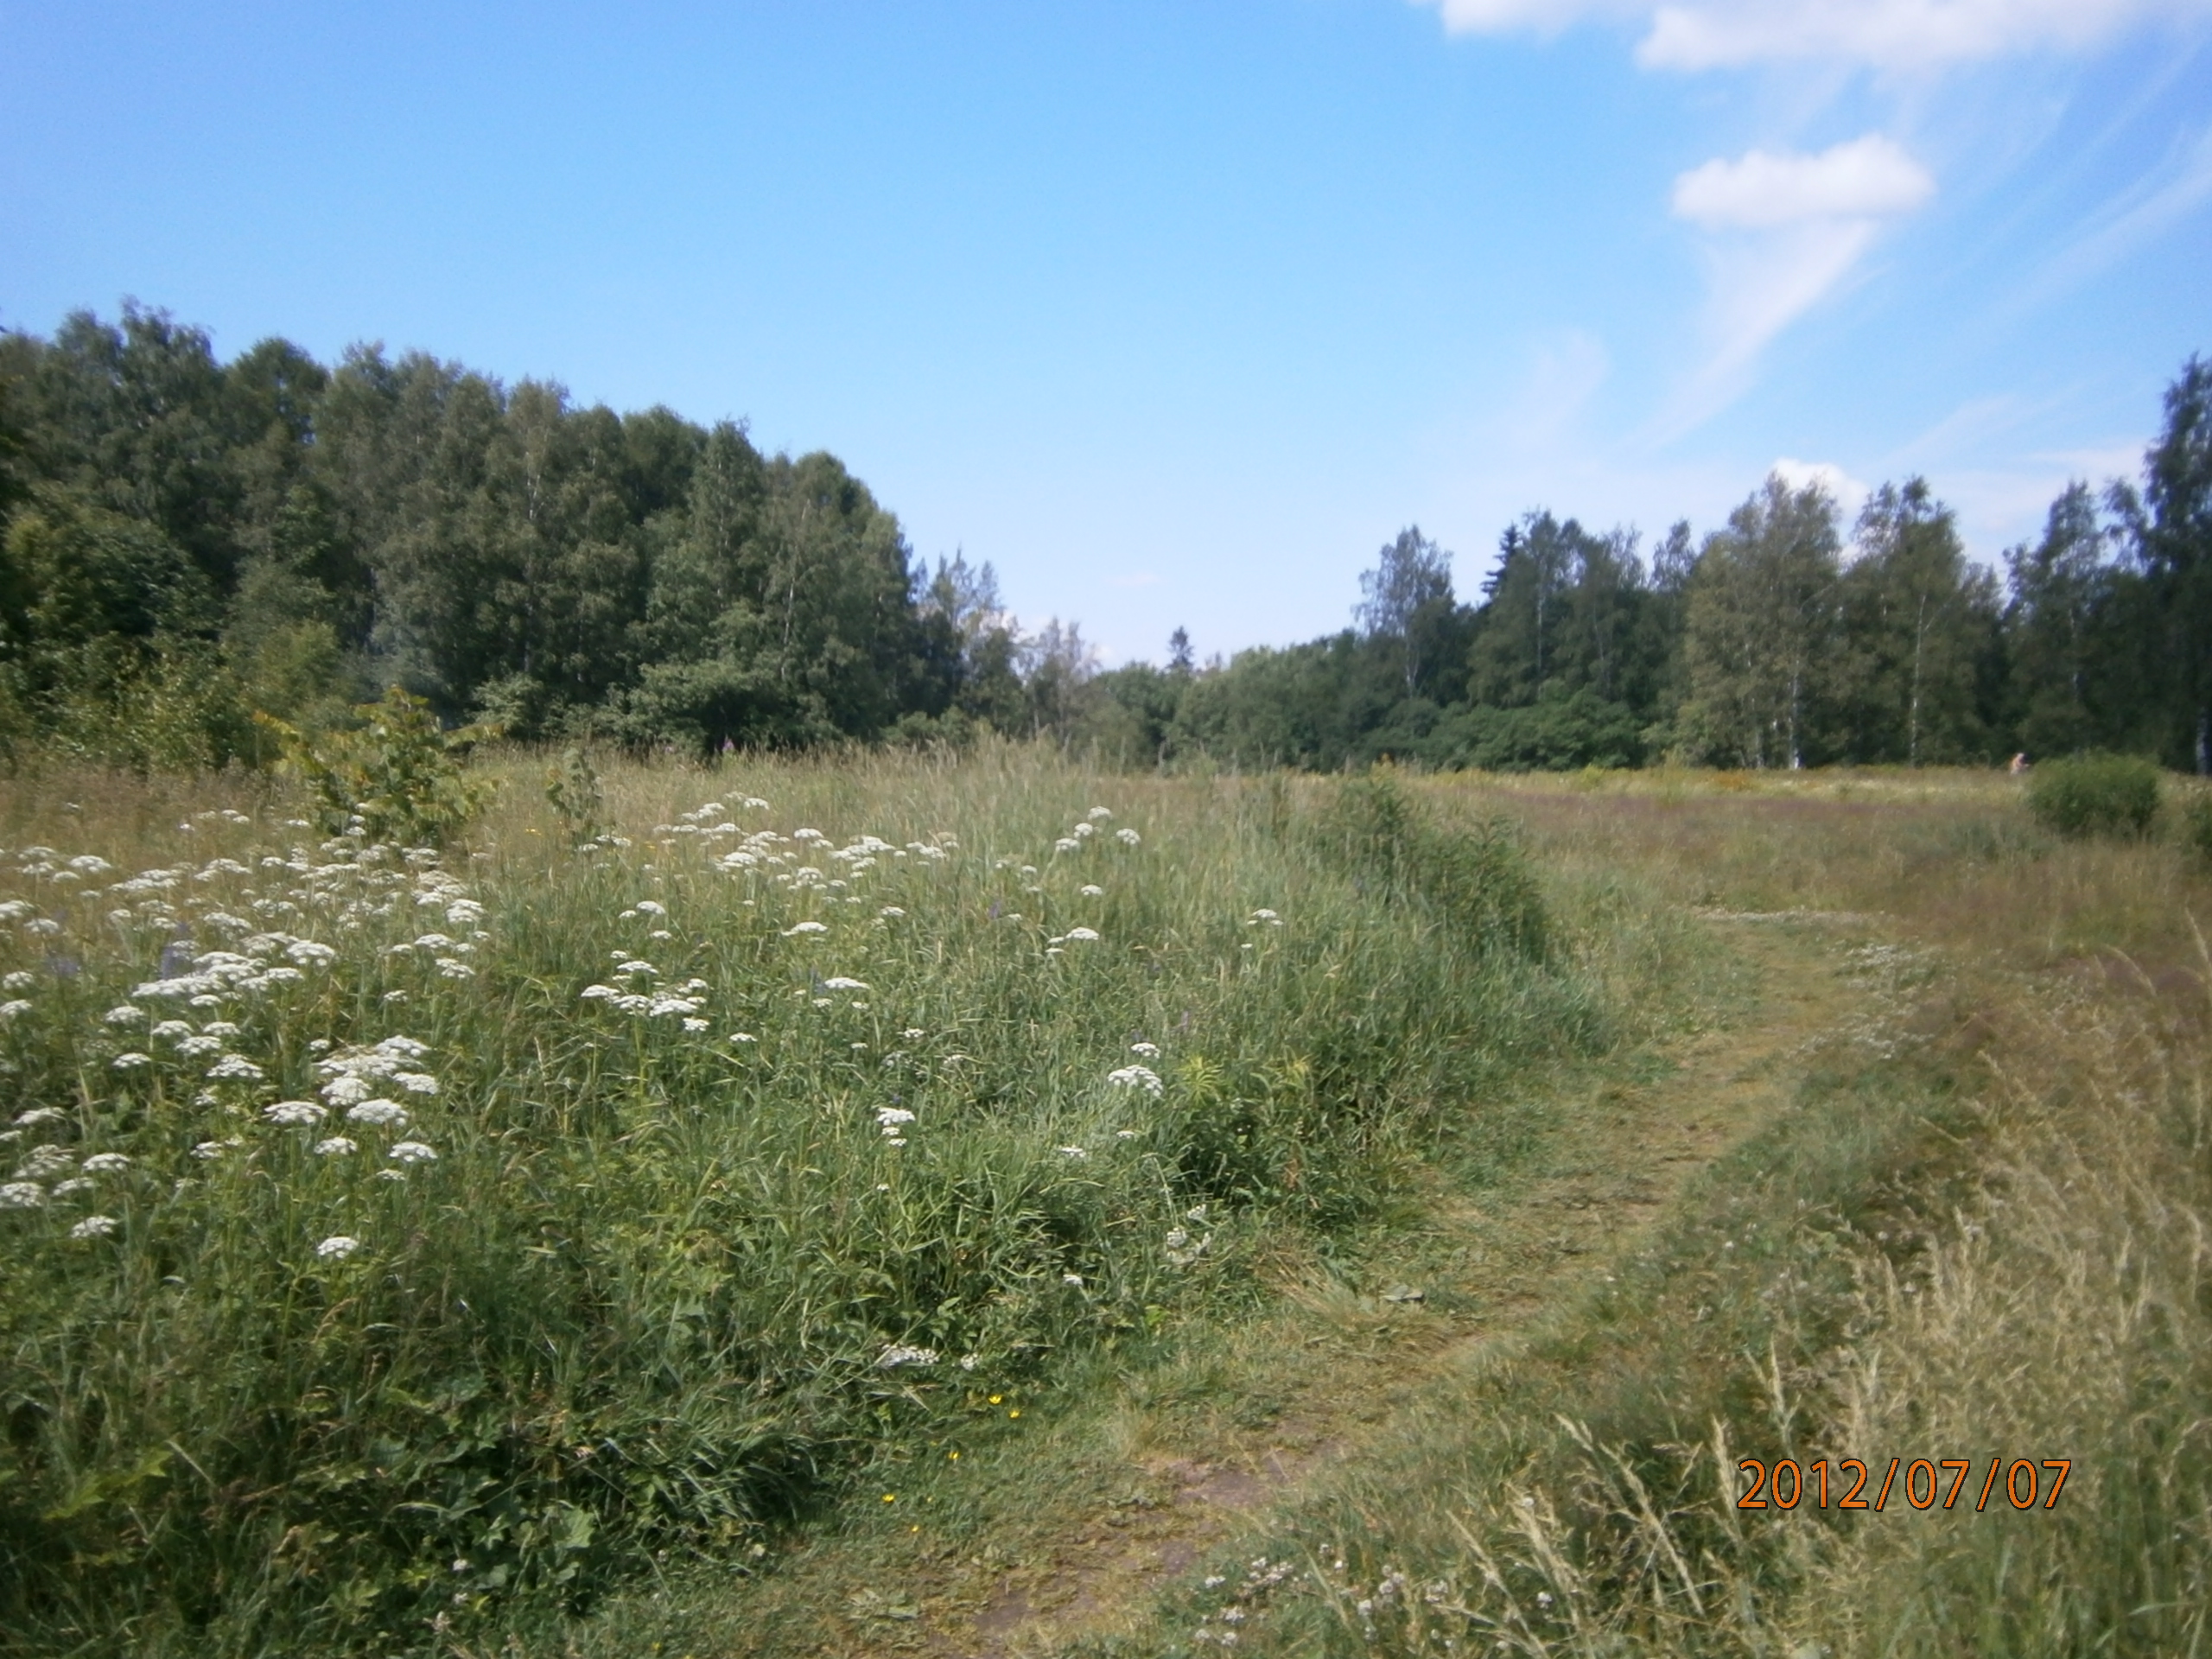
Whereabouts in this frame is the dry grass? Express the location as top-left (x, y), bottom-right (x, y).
top-left (1054, 766), bottom-right (2212, 1659)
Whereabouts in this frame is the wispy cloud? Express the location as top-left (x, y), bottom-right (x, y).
top-left (2005, 120), bottom-right (2212, 313)
top-left (1417, 0), bottom-right (2212, 71)
top-left (1656, 136), bottom-right (1931, 435)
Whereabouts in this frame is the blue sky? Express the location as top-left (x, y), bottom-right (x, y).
top-left (4, 1), bottom-right (2209, 666)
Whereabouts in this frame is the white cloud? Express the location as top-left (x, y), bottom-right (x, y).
top-left (1416, 0), bottom-right (2212, 69)
top-left (1653, 135), bottom-right (1931, 434)
top-left (1637, 0), bottom-right (2209, 72)
top-left (1672, 135), bottom-right (1934, 226)
top-left (1422, 0), bottom-right (1618, 34)
top-left (1771, 455), bottom-right (1871, 519)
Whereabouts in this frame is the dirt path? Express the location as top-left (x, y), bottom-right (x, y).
top-left (698, 916), bottom-right (1868, 1659)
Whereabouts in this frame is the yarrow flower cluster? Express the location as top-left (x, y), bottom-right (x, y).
top-left (1106, 1065), bottom-right (1164, 1097)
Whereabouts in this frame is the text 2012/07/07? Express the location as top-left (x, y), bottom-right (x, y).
top-left (1736, 1457), bottom-right (2069, 1512)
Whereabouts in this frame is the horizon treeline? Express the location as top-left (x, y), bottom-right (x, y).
top-left (2, 304), bottom-right (2207, 774)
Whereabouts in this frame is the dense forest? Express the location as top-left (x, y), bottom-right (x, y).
top-left (2, 305), bottom-right (2207, 772)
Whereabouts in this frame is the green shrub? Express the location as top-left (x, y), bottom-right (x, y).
top-left (259, 684), bottom-right (493, 845)
top-left (2180, 789), bottom-right (2212, 862)
top-left (2024, 752), bottom-right (2161, 839)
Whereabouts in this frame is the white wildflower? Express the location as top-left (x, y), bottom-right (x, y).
top-left (79, 1153), bottom-right (132, 1173)
top-left (314, 1135), bottom-right (358, 1155)
top-left (264, 1101), bottom-right (327, 1127)
top-left (0, 1000), bottom-right (34, 1021)
top-left (1058, 1145), bottom-right (1089, 1160)
top-left (1130, 1041), bottom-right (1160, 1058)
top-left (315, 1235), bottom-right (362, 1260)
top-left (1053, 837), bottom-right (1080, 854)
top-left (1063, 926), bottom-right (1100, 943)
top-left (1106, 1065), bottom-right (1163, 1096)
top-left (13, 1107), bottom-right (65, 1127)
top-left (54, 1175), bottom-right (99, 1196)
top-left (104, 1005), bottom-right (147, 1026)
top-left (69, 1214), bottom-right (119, 1239)
top-left (175, 1033), bottom-right (224, 1058)
top-left (149, 1020), bottom-right (193, 1040)
top-left (876, 1107), bottom-right (916, 1134)
top-left (1086, 806), bottom-right (1113, 821)
top-left (1116, 828), bottom-right (1141, 847)
top-left (0, 1181), bottom-right (44, 1208)
top-left (822, 976), bottom-right (870, 992)
top-left (876, 1344), bottom-right (939, 1369)
top-left (1062, 1273), bottom-right (1085, 1287)
top-left (321, 1073), bottom-right (373, 1106)
top-left (879, 906), bottom-right (906, 918)
top-left (205, 1055), bottom-right (265, 1082)
top-left (392, 1072), bottom-right (440, 1096)
top-left (580, 984), bottom-right (617, 1000)
top-left (16, 1146), bottom-right (74, 1180)
top-left (346, 1099), bottom-right (410, 1128)
top-left (434, 957), bottom-right (474, 979)
top-left (190, 1141), bottom-right (232, 1160)
top-left (388, 1141), bottom-right (438, 1165)
top-left (1079, 884), bottom-right (1103, 898)
top-left (682, 1017), bottom-right (709, 1032)
top-left (782, 921), bottom-right (829, 937)
top-left (111, 1052), bottom-right (154, 1071)
top-left (730, 1032), bottom-right (757, 1044)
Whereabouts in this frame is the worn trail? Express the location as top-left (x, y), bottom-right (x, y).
top-left (652, 917), bottom-right (1870, 1659)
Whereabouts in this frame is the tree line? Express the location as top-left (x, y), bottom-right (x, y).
top-left (2, 304), bottom-right (2206, 772)
top-left (1077, 355), bottom-right (2212, 774)
top-left (0, 305), bottom-right (1077, 767)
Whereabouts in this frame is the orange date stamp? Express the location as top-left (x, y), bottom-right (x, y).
top-left (1735, 1457), bottom-right (2069, 1512)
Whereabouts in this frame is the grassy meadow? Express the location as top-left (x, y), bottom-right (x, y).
top-left (0, 747), bottom-right (1604, 1655)
top-left (3, 750), bottom-right (2208, 1657)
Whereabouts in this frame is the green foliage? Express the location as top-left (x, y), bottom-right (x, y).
top-left (1317, 771), bottom-right (1550, 962)
top-left (2177, 789), bottom-right (2212, 862)
top-left (544, 746), bottom-right (605, 844)
top-left (1421, 686), bottom-right (1646, 772)
top-left (2024, 752), bottom-right (2162, 839)
top-left (261, 685), bottom-right (493, 844)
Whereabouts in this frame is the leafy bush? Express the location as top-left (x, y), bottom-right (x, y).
top-left (2180, 789), bottom-right (2212, 863)
top-left (258, 685), bottom-right (493, 845)
top-left (2024, 752), bottom-right (2162, 839)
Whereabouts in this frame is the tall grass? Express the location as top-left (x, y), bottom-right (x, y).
top-left (0, 747), bottom-right (1598, 1655)
top-left (1087, 769), bottom-right (2212, 1659)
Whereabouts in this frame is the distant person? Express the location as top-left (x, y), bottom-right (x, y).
top-left (2010, 753), bottom-right (2031, 776)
